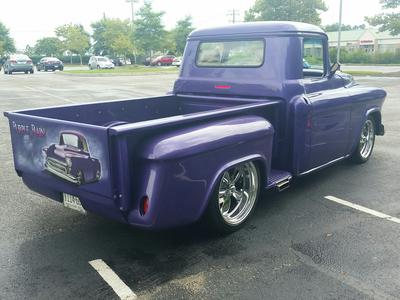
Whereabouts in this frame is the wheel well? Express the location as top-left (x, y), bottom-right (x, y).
top-left (252, 159), bottom-right (266, 187)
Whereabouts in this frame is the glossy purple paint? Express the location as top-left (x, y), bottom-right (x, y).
top-left (4, 22), bottom-right (386, 229)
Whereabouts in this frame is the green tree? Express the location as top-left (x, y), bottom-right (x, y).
top-left (24, 44), bottom-right (34, 57)
top-left (56, 24), bottom-right (90, 64)
top-left (365, 0), bottom-right (400, 35)
top-left (172, 16), bottom-right (194, 55)
top-left (34, 37), bottom-right (63, 56)
top-left (134, 1), bottom-right (165, 55)
top-left (91, 18), bottom-right (134, 57)
top-left (244, 0), bottom-right (327, 26)
top-left (0, 22), bottom-right (16, 57)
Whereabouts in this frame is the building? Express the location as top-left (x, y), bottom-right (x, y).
top-left (327, 29), bottom-right (400, 53)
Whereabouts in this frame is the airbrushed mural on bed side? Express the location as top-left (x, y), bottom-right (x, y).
top-left (42, 131), bottom-right (101, 185)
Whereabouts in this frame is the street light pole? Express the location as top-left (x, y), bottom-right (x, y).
top-left (337, 0), bottom-right (343, 63)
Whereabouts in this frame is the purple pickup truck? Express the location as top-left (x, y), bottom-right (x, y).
top-left (4, 22), bottom-right (386, 233)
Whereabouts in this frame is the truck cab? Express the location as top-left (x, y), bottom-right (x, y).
top-left (175, 21), bottom-right (385, 174)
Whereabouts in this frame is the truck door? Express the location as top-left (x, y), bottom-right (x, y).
top-left (302, 37), bottom-right (351, 171)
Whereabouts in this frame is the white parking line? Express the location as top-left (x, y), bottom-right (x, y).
top-left (24, 86), bottom-right (76, 104)
top-left (325, 195), bottom-right (400, 224)
top-left (89, 259), bottom-right (137, 300)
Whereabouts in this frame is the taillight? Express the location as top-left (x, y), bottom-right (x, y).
top-left (27, 60), bottom-right (32, 64)
top-left (140, 196), bottom-right (149, 215)
top-left (215, 85), bottom-right (231, 89)
top-left (10, 60), bottom-right (17, 64)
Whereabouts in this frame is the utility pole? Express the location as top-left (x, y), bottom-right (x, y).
top-left (227, 9), bottom-right (240, 24)
top-left (337, 0), bottom-right (343, 63)
top-left (126, 0), bottom-right (139, 26)
top-left (126, 0), bottom-right (139, 64)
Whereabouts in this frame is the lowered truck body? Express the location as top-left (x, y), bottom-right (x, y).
top-left (4, 22), bottom-right (386, 232)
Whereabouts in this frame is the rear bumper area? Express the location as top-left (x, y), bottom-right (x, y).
top-left (22, 173), bottom-right (128, 224)
top-left (9, 65), bottom-right (33, 72)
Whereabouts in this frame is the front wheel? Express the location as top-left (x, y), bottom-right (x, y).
top-left (204, 161), bottom-right (260, 233)
top-left (351, 116), bottom-right (376, 164)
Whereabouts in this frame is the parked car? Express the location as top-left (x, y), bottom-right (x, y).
top-left (43, 131), bottom-right (101, 185)
top-left (37, 57), bottom-right (64, 72)
top-left (3, 54), bottom-right (34, 74)
top-left (172, 56), bottom-right (182, 67)
top-left (150, 55), bottom-right (175, 66)
top-left (88, 56), bottom-right (114, 70)
top-left (110, 57), bottom-right (131, 66)
top-left (4, 22), bottom-right (386, 233)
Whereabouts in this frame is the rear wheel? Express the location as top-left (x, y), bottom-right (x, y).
top-left (30, 69), bottom-right (34, 74)
top-left (351, 116), bottom-right (375, 164)
top-left (204, 161), bottom-right (260, 233)
top-left (24, 71), bottom-right (28, 74)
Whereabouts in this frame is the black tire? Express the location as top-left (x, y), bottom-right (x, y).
top-left (204, 161), bottom-right (260, 234)
top-left (8, 70), bottom-right (12, 75)
top-left (97, 65), bottom-right (100, 70)
top-left (44, 68), bottom-right (47, 72)
top-left (4, 69), bottom-right (7, 74)
top-left (25, 71), bottom-right (28, 74)
top-left (30, 69), bottom-right (34, 74)
top-left (351, 116), bottom-right (376, 164)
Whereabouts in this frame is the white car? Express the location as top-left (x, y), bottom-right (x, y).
top-left (88, 56), bottom-right (115, 70)
top-left (172, 56), bottom-right (182, 67)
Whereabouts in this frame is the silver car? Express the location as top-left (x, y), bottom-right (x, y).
top-left (88, 56), bottom-right (115, 70)
top-left (3, 54), bottom-right (34, 74)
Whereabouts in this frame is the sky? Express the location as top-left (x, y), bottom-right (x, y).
top-left (0, 0), bottom-right (384, 50)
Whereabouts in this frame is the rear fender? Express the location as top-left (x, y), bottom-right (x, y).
top-left (130, 115), bottom-right (274, 228)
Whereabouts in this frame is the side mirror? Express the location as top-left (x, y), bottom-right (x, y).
top-left (328, 62), bottom-right (341, 78)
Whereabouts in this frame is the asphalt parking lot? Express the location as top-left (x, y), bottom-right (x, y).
top-left (0, 71), bottom-right (399, 300)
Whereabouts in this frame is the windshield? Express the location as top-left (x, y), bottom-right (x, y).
top-left (97, 57), bottom-right (109, 62)
top-left (196, 40), bottom-right (264, 67)
top-left (60, 133), bottom-right (80, 148)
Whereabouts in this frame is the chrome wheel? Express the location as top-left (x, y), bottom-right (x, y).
top-left (218, 162), bottom-right (259, 226)
top-left (359, 119), bottom-right (375, 160)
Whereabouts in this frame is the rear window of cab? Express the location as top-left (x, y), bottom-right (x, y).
top-left (196, 39), bottom-right (265, 67)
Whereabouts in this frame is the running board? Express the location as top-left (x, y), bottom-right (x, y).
top-left (266, 169), bottom-right (292, 191)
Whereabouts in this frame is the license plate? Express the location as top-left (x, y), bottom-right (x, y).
top-left (63, 193), bottom-right (86, 214)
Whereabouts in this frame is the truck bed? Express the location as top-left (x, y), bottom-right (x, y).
top-left (5, 95), bottom-right (284, 227)
top-left (15, 95), bottom-right (280, 129)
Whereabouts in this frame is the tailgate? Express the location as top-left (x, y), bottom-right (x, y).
top-left (5, 112), bottom-right (114, 199)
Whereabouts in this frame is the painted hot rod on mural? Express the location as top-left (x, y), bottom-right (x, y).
top-left (43, 131), bottom-right (101, 185)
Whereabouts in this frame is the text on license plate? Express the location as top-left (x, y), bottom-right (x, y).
top-left (63, 193), bottom-right (86, 214)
